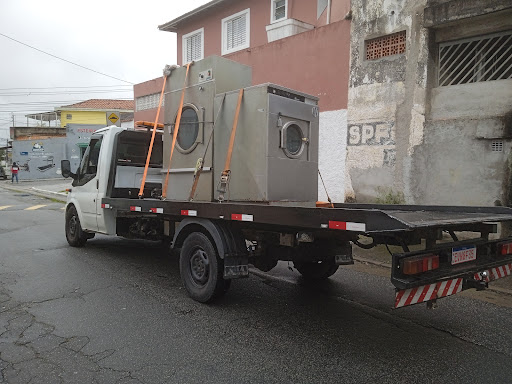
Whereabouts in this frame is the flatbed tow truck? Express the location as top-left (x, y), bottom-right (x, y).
top-left (60, 124), bottom-right (512, 309)
top-left (60, 58), bottom-right (512, 308)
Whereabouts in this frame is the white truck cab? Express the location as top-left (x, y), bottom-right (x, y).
top-left (61, 126), bottom-right (163, 245)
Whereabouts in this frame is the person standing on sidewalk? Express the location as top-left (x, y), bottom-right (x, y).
top-left (11, 162), bottom-right (19, 183)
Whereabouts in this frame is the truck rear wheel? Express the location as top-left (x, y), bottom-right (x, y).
top-left (65, 206), bottom-right (88, 247)
top-left (179, 232), bottom-right (229, 302)
top-left (294, 257), bottom-right (339, 280)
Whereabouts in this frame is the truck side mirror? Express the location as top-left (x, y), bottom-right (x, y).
top-left (61, 160), bottom-right (75, 179)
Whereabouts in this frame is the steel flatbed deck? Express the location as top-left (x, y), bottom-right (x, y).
top-left (102, 197), bottom-right (512, 234)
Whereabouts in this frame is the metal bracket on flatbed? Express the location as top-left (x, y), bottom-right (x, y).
top-left (463, 278), bottom-right (488, 291)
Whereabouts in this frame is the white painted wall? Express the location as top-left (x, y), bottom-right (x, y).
top-left (317, 109), bottom-right (347, 203)
top-left (121, 120), bottom-right (134, 129)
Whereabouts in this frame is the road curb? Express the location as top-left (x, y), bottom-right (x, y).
top-left (1, 184), bottom-right (67, 203)
top-left (354, 256), bottom-right (512, 296)
top-left (354, 256), bottom-right (391, 269)
top-left (31, 187), bottom-right (67, 197)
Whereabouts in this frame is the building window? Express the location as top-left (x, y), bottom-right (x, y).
top-left (438, 30), bottom-right (512, 87)
top-left (66, 114), bottom-right (72, 120)
top-left (222, 9), bottom-right (250, 55)
top-left (271, 0), bottom-right (287, 23)
top-left (182, 28), bottom-right (204, 64)
top-left (136, 93), bottom-right (164, 112)
top-left (365, 31), bottom-right (406, 60)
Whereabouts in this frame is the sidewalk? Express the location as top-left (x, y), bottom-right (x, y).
top-left (0, 178), bottom-right (71, 203)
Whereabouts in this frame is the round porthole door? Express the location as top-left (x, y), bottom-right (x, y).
top-left (282, 121), bottom-right (306, 159)
top-left (175, 104), bottom-right (200, 154)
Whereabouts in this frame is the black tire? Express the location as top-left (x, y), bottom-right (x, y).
top-left (294, 257), bottom-right (339, 280)
top-left (65, 206), bottom-right (88, 247)
top-left (179, 232), bottom-right (229, 303)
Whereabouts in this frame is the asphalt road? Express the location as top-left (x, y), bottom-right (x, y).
top-left (1, 187), bottom-right (512, 384)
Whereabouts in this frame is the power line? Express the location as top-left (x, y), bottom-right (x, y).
top-left (0, 85), bottom-right (132, 90)
top-left (0, 91), bottom-right (133, 97)
top-left (0, 32), bottom-right (134, 85)
top-left (0, 99), bottom-right (132, 106)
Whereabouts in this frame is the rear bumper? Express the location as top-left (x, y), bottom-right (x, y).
top-left (395, 261), bottom-right (512, 308)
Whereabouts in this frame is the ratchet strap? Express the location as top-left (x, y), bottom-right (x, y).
top-left (188, 93), bottom-right (226, 201)
top-left (217, 88), bottom-right (244, 202)
top-left (138, 72), bottom-right (169, 198)
top-left (162, 62), bottom-right (192, 199)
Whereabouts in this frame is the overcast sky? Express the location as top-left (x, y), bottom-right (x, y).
top-left (0, 0), bottom-right (210, 141)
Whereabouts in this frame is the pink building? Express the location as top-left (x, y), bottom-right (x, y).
top-left (134, 0), bottom-right (351, 201)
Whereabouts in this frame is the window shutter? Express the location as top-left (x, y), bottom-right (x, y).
top-left (226, 15), bottom-right (246, 51)
top-left (186, 32), bottom-right (202, 62)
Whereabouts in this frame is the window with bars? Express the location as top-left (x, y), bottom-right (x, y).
top-left (182, 28), bottom-right (204, 64)
top-left (136, 93), bottom-right (164, 112)
top-left (438, 31), bottom-right (512, 87)
top-left (222, 9), bottom-right (250, 55)
top-left (272, 0), bottom-right (287, 23)
top-left (365, 31), bottom-right (406, 60)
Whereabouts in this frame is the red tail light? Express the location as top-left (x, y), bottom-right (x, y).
top-left (402, 254), bottom-right (440, 275)
top-left (499, 242), bottom-right (512, 256)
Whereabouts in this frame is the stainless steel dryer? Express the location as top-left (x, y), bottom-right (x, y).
top-left (162, 56), bottom-right (252, 200)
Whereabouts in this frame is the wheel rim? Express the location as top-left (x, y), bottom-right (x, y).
top-left (189, 248), bottom-right (210, 286)
top-left (69, 215), bottom-right (78, 236)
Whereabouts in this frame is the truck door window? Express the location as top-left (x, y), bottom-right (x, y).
top-left (75, 138), bottom-right (102, 186)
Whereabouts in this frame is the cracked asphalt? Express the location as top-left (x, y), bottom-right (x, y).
top-left (1, 186), bottom-right (512, 383)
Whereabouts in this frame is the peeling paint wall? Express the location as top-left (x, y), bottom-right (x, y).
top-left (346, 0), bottom-right (427, 202)
top-left (347, 0), bottom-right (512, 206)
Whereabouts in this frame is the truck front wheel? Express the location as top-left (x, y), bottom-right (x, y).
top-left (65, 206), bottom-right (88, 247)
top-left (179, 232), bottom-right (229, 303)
top-left (294, 257), bottom-right (339, 280)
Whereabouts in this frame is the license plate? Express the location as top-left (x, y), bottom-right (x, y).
top-left (452, 245), bottom-right (477, 265)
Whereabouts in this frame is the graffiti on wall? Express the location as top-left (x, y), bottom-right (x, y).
top-left (348, 122), bottom-right (395, 146)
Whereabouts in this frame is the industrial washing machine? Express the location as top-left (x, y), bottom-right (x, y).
top-left (162, 56), bottom-right (252, 201)
top-left (213, 83), bottom-right (319, 202)
top-left (163, 56), bottom-right (319, 203)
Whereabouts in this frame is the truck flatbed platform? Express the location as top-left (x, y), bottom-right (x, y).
top-left (102, 198), bottom-right (512, 234)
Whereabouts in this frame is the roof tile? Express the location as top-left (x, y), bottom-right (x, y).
top-left (59, 99), bottom-right (134, 111)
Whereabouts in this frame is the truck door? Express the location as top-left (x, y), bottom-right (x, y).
top-left (74, 137), bottom-right (102, 231)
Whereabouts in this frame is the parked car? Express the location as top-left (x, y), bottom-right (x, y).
top-left (0, 166), bottom-right (7, 180)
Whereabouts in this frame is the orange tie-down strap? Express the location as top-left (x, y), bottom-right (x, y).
top-left (188, 93), bottom-right (227, 201)
top-left (217, 88), bottom-right (244, 202)
top-left (223, 88), bottom-right (244, 173)
top-left (162, 62), bottom-right (192, 199)
top-left (138, 76), bottom-right (168, 198)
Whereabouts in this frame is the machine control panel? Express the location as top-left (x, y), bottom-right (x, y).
top-left (198, 69), bottom-right (213, 84)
